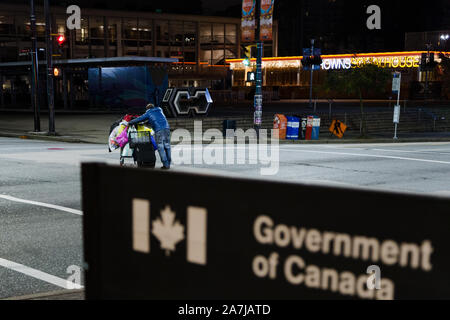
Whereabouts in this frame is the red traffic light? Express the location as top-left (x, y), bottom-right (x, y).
top-left (56, 35), bottom-right (66, 46)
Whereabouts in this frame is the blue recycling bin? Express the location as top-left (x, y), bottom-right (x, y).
top-left (286, 116), bottom-right (300, 140)
top-left (311, 116), bottom-right (321, 140)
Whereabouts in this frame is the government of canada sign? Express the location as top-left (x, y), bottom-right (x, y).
top-left (82, 163), bottom-right (450, 300)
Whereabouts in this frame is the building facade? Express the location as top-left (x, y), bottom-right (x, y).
top-left (0, 3), bottom-right (278, 89)
top-left (227, 51), bottom-right (449, 99)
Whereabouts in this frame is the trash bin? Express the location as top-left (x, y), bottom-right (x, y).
top-left (273, 114), bottom-right (288, 139)
top-left (223, 120), bottom-right (236, 138)
top-left (286, 116), bottom-right (300, 140)
top-left (296, 116), bottom-right (307, 140)
top-left (311, 116), bottom-right (321, 140)
top-left (305, 116), bottom-right (314, 141)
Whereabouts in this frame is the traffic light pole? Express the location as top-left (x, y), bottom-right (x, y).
top-left (44, 0), bottom-right (55, 134)
top-left (309, 39), bottom-right (315, 109)
top-left (254, 0), bottom-right (263, 135)
top-left (424, 43), bottom-right (431, 103)
top-left (30, 0), bottom-right (40, 132)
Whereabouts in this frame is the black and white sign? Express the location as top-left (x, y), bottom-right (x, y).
top-left (393, 105), bottom-right (401, 124)
top-left (161, 87), bottom-right (212, 118)
top-left (82, 163), bottom-right (450, 300)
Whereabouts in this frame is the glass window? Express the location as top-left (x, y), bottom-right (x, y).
top-left (123, 17), bottom-right (138, 39)
top-left (199, 23), bottom-right (211, 44)
top-left (15, 16), bottom-right (31, 40)
top-left (89, 16), bottom-right (104, 46)
top-left (108, 17), bottom-right (121, 46)
top-left (225, 24), bottom-right (236, 45)
top-left (138, 18), bottom-right (152, 41)
top-left (75, 17), bottom-right (89, 45)
top-left (138, 19), bottom-right (152, 56)
top-left (156, 20), bottom-right (169, 57)
top-left (156, 20), bottom-right (169, 44)
top-left (183, 22), bottom-right (196, 47)
top-left (55, 16), bottom-right (66, 35)
top-left (0, 14), bottom-right (15, 35)
top-left (213, 23), bottom-right (224, 44)
top-left (169, 21), bottom-right (183, 48)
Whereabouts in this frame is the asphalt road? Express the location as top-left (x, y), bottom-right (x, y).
top-left (1, 137), bottom-right (450, 298)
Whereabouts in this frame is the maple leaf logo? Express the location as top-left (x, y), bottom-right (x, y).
top-left (152, 206), bottom-right (185, 256)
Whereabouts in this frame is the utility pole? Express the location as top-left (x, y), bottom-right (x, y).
top-left (254, 0), bottom-right (263, 134)
top-left (30, 0), bottom-right (40, 132)
top-left (44, 0), bottom-right (55, 134)
top-left (309, 39), bottom-right (315, 109)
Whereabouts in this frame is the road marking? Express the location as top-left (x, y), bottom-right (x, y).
top-left (0, 258), bottom-right (83, 290)
top-left (0, 195), bottom-right (83, 216)
top-left (279, 148), bottom-right (450, 165)
top-left (371, 148), bottom-right (450, 155)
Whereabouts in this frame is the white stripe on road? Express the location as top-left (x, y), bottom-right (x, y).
top-left (279, 148), bottom-right (450, 165)
top-left (0, 195), bottom-right (83, 216)
top-left (371, 148), bottom-right (450, 155)
top-left (0, 258), bottom-right (83, 290)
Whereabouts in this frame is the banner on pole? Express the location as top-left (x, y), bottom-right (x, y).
top-left (260, 0), bottom-right (274, 41)
top-left (241, 0), bottom-right (256, 42)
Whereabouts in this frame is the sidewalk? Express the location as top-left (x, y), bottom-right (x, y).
top-left (1, 112), bottom-right (450, 145)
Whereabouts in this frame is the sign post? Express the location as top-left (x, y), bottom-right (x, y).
top-left (392, 72), bottom-right (401, 140)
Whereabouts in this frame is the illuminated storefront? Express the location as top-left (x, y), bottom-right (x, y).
top-left (226, 51), bottom-right (449, 98)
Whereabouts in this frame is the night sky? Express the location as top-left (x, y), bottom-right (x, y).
top-left (10, 0), bottom-right (450, 54)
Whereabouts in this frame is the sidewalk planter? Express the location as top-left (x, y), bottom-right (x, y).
top-left (273, 114), bottom-right (288, 139)
top-left (286, 116), bottom-right (300, 140)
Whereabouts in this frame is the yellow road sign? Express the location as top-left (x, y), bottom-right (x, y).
top-left (329, 120), bottom-right (347, 139)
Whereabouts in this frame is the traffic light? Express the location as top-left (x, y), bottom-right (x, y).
top-left (56, 34), bottom-right (66, 47)
top-left (53, 68), bottom-right (61, 77)
top-left (241, 45), bottom-right (254, 67)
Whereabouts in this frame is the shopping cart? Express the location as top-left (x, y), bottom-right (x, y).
top-left (124, 126), bottom-right (157, 168)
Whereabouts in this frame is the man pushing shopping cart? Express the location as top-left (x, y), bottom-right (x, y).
top-left (128, 103), bottom-right (172, 170)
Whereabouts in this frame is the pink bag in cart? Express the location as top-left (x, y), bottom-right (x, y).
top-left (116, 127), bottom-right (129, 147)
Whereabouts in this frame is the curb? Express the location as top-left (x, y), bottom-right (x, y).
top-left (2, 130), bottom-right (450, 145)
top-left (0, 131), bottom-right (94, 144)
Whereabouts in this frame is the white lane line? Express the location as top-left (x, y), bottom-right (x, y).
top-left (279, 148), bottom-right (450, 165)
top-left (0, 258), bottom-right (83, 289)
top-left (371, 148), bottom-right (450, 155)
top-left (0, 195), bottom-right (83, 216)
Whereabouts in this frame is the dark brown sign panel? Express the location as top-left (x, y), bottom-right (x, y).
top-left (82, 163), bottom-right (450, 300)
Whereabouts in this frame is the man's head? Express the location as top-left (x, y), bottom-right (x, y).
top-left (146, 103), bottom-right (155, 110)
